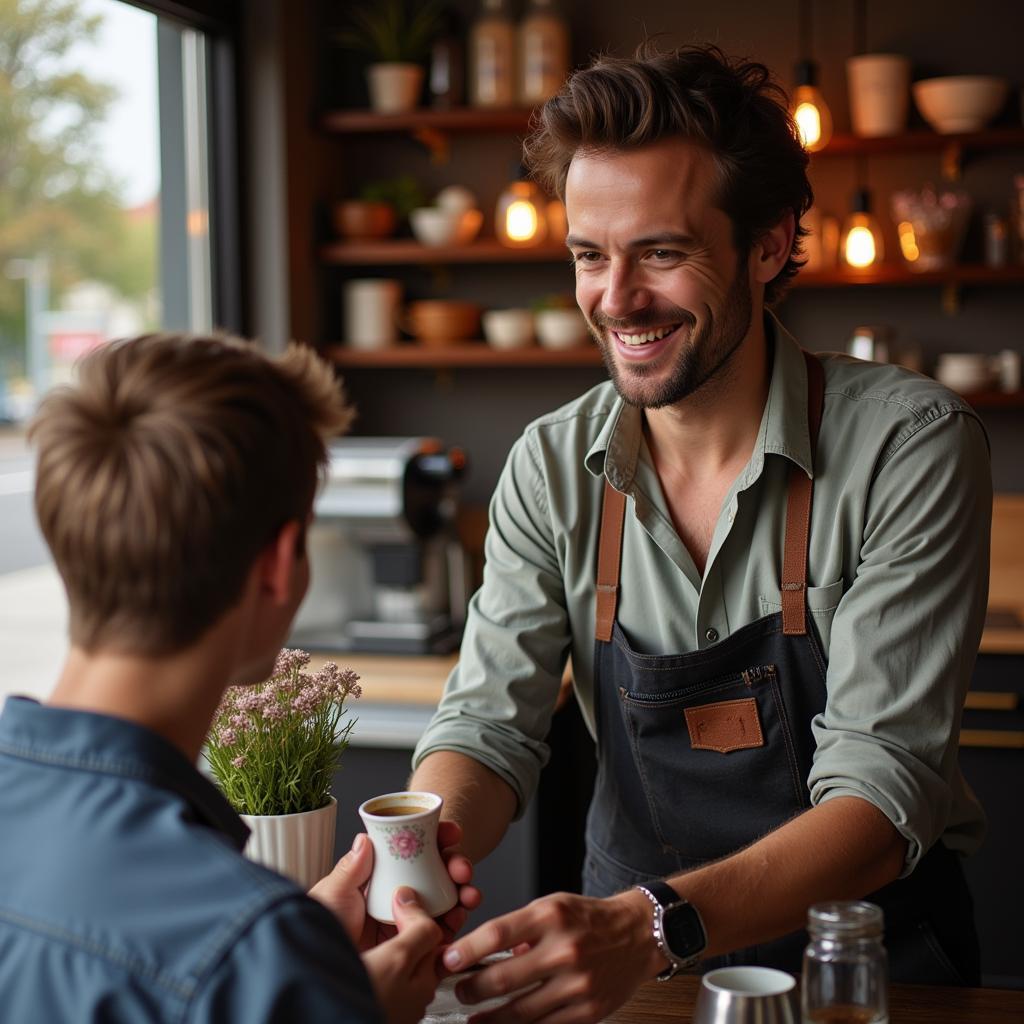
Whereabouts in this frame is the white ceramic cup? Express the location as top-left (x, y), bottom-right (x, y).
top-left (358, 791), bottom-right (457, 924)
top-left (483, 308), bottom-right (535, 349)
top-left (343, 278), bottom-right (402, 350)
top-left (535, 308), bottom-right (589, 350)
top-left (693, 967), bottom-right (797, 1024)
top-left (846, 54), bottom-right (911, 137)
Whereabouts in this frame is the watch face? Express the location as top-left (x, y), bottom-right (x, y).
top-left (663, 903), bottom-right (706, 959)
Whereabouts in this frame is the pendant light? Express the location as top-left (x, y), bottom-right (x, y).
top-left (840, 164), bottom-right (884, 270)
top-left (792, 0), bottom-right (832, 151)
top-left (495, 164), bottom-right (548, 248)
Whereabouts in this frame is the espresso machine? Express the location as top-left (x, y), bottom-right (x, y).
top-left (290, 437), bottom-right (470, 654)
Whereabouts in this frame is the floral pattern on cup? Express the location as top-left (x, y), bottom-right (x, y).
top-left (386, 824), bottom-right (425, 861)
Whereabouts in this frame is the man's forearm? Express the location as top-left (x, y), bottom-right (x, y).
top-left (634, 795), bottom-right (907, 960)
top-left (409, 750), bottom-right (519, 863)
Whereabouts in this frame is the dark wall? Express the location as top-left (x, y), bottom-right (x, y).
top-left (304, 0), bottom-right (1024, 506)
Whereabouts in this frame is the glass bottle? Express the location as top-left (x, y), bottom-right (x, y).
top-left (517, 0), bottom-right (569, 105)
top-left (802, 901), bottom-right (888, 1024)
top-left (429, 10), bottom-right (465, 109)
top-left (469, 0), bottom-right (516, 108)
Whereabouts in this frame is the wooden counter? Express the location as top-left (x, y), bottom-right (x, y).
top-left (307, 652), bottom-right (454, 706)
top-left (606, 976), bottom-right (1024, 1023)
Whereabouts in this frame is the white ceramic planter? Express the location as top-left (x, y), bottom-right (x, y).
top-left (358, 791), bottom-right (457, 924)
top-left (367, 63), bottom-right (424, 114)
top-left (240, 796), bottom-right (337, 891)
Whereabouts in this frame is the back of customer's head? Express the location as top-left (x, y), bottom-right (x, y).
top-left (524, 42), bottom-right (813, 304)
top-left (29, 333), bottom-right (354, 657)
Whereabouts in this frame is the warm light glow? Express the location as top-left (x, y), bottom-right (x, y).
top-left (791, 84), bottom-right (832, 152)
top-left (844, 225), bottom-right (877, 267)
top-left (795, 102), bottom-right (822, 147)
top-left (897, 221), bottom-right (920, 262)
top-left (506, 200), bottom-right (539, 242)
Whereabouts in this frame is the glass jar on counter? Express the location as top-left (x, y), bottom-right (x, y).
top-left (802, 901), bottom-right (888, 1024)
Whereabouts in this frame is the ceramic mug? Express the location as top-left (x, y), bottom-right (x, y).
top-left (358, 790), bottom-right (457, 923)
top-left (343, 279), bottom-right (402, 350)
top-left (846, 54), bottom-right (911, 137)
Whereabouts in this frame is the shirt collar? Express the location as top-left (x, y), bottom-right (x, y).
top-left (584, 312), bottom-right (814, 487)
top-left (0, 696), bottom-right (249, 850)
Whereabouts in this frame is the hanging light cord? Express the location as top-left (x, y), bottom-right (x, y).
top-left (854, 0), bottom-right (867, 56)
top-left (799, 0), bottom-right (812, 58)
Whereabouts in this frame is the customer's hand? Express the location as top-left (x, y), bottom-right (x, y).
top-left (308, 822), bottom-right (481, 950)
top-left (363, 887), bottom-right (444, 1024)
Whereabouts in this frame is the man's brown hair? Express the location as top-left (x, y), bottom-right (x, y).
top-left (29, 333), bottom-right (354, 655)
top-left (523, 44), bottom-right (814, 305)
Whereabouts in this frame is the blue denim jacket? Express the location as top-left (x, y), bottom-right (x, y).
top-left (0, 696), bottom-right (381, 1023)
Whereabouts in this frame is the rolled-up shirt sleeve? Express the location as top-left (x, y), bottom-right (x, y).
top-left (413, 432), bottom-right (569, 815)
top-left (808, 409), bottom-right (991, 875)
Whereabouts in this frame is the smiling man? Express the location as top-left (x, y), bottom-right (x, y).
top-left (410, 45), bottom-right (991, 1023)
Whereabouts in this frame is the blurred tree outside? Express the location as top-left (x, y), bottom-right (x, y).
top-left (0, 0), bottom-right (158, 396)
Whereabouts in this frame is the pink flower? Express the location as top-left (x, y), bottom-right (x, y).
top-left (386, 826), bottom-right (424, 861)
top-left (219, 727), bottom-right (237, 746)
top-left (231, 754), bottom-right (247, 768)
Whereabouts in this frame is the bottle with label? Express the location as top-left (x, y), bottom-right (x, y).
top-left (802, 901), bottom-right (888, 1024)
top-left (517, 0), bottom-right (569, 105)
top-left (469, 0), bottom-right (516, 108)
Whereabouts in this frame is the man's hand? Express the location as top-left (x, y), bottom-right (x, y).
top-left (307, 822), bottom-right (482, 950)
top-left (440, 889), bottom-right (662, 1024)
top-left (363, 888), bottom-right (445, 1024)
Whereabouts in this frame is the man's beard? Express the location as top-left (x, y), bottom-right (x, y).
top-left (588, 259), bottom-right (753, 410)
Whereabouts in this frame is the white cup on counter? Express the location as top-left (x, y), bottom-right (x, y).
top-left (483, 308), bottom-right (535, 350)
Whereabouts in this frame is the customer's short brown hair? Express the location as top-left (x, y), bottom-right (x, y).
top-left (524, 44), bottom-right (813, 305)
top-left (29, 333), bottom-right (354, 655)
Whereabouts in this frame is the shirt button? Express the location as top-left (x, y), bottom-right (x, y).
top-left (705, 628), bottom-right (719, 643)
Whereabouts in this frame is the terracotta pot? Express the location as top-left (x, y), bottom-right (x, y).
top-left (332, 201), bottom-right (396, 241)
top-left (406, 301), bottom-right (481, 346)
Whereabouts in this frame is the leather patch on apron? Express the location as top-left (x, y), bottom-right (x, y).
top-left (684, 697), bottom-right (764, 753)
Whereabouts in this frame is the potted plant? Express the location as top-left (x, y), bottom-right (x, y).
top-left (205, 649), bottom-right (361, 890)
top-left (332, 174), bottom-right (427, 241)
top-left (336, 0), bottom-right (446, 114)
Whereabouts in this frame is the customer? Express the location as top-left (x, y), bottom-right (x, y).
top-left (0, 333), bottom-right (474, 1023)
top-left (410, 44), bottom-right (990, 1023)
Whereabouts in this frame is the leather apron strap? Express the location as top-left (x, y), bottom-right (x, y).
top-left (594, 350), bottom-right (826, 643)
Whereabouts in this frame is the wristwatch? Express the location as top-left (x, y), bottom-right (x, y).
top-left (634, 881), bottom-right (708, 981)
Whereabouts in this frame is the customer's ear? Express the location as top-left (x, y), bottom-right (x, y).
top-left (752, 211), bottom-right (796, 285)
top-left (259, 520), bottom-right (303, 605)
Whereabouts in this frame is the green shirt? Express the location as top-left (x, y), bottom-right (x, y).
top-left (414, 316), bottom-right (990, 873)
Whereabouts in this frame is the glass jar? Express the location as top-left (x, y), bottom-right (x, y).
top-left (802, 901), bottom-right (888, 1024)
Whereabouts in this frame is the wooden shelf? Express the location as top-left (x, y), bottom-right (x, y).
top-left (793, 265), bottom-right (1024, 288)
top-left (322, 106), bottom-right (535, 135)
top-left (816, 126), bottom-right (1024, 157)
top-left (321, 239), bottom-right (568, 265)
top-left (326, 342), bottom-right (601, 368)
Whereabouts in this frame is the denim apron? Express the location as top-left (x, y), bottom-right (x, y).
top-left (583, 352), bottom-right (979, 985)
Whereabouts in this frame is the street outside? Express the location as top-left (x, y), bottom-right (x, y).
top-left (0, 427), bottom-right (67, 701)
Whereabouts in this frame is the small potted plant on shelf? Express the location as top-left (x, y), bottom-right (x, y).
top-left (333, 174), bottom-right (427, 241)
top-left (531, 293), bottom-right (590, 350)
top-left (336, 0), bottom-right (446, 114)
top-left (205, 648), bottom-right (361, 890)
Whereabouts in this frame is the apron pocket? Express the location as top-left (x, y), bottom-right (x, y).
top-left (618, 664), bottom-right (808, 863)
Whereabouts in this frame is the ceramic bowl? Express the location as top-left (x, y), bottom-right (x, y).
top-left (332, 200), bottom-right (396, 241)
top-left (436, 185), bottom-right (478, 215)
top-left (406, 300), bottom-right (481, 345)
top-left (410, 207), bottom-right (464, 247)
top-left (912, 76), bottom-right (1009, 134)
top-left (483, 308), bottom-right (535, 350)
top-left (535, 308), bottom-right (589, 350)
top-left (455, 208), bottom-right (484, 245)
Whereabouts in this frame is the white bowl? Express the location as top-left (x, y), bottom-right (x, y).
top-left (535, 308), bottom-right (589, 350)
top-left (483, 308), bottom-right (534, 350)
top-left (912, 76), bottom-right (1009, 134)
top-left (409, 207), bottom-right (463, 247)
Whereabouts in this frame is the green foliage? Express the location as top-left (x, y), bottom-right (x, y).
top-left (335, 0), bottom-right (446, 64)
top-left (358, 174), bottom-right (426, 220)
top-left (530, 293), bottom-right (577, 312)
top-left (0, 0), bottom-right (157, 375)
top-left (205, 650), bottom-right (361, 817)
